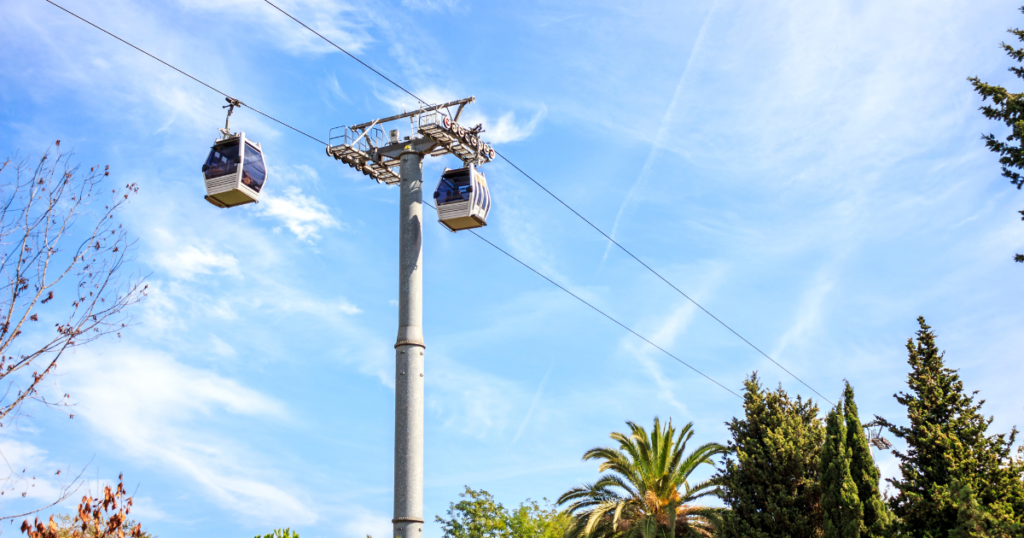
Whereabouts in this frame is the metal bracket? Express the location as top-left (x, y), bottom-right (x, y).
top-left (327, 96), bottom-right (496, 184)
top-left (377, 138), bottom-right (437, 160)
top-left (220, 97), bottom-right (243, 139)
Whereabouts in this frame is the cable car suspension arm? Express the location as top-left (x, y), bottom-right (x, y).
top-left (219, 97), bottom-right (243, 138)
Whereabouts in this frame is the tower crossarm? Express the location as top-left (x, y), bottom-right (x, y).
top-left (326, 143), bottom-right (401, 184)
top-left (327, 96), bottom-right (496, 182)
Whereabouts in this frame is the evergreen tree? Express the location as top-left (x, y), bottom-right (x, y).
top-left (950, 480), bottom-right (1024, 538)
top-left (820, 403), bottom-right (862, 538)
top-left (716, 373), bottom-right (825, 538)
top-left (876, 317), bottom-right (1024, 538)
top-left (842, 382), bottom-right (892, 537)
top-left (968, 6), bottom-right (1024, 263)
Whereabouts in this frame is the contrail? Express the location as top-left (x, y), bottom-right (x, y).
top-left (602, 0), bottom-right (720, 263)
top-left (511, 366), bottom-right (553, 445)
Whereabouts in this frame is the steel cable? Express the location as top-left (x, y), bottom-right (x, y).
top-left (43, 0), bottom-right (327, 146)
top-left (258, 0), bottom-right (833, 405)
top-left (39, 0), bottom-right (810, 402)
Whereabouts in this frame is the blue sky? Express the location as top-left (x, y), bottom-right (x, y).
top-left (2, 0), bottom-right (1024, 537)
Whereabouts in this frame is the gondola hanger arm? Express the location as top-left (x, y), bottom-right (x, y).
top-left (220, 97), bottom-right (244, 138)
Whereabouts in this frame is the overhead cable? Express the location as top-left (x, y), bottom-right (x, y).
top-left (466, 222), bottom-right (745, 397)
top-left (40, 0), bottom-right (743, 400)
top-left (261, 0), bottom-right (427, 108)
top-left (257, 0), bottom-right (834, 405)
top-left (42, 0), bottom-right (326, 146)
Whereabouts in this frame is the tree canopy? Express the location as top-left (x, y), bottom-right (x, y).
top-left (968, 6), bottom-right (1024, 262)
top-left (716, 373), bottom-right (825, 538)
top-left (876, 317), bottom-right (1024, 537)
top-left (437, 487), bottom-right (569, 538)
top-left (558, 418), bottom-right (725, 538)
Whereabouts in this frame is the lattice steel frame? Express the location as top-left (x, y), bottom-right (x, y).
top-left (326, 97), bottom-right (496, 185)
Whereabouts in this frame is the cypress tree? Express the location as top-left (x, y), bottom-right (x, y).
top-left (820, 403), bottom-right (862, 538)
top-left (842, 382), bottom-right (892, 537)
top-left (876, 317), bottom-right (1024, 538)
top-left (717, 373), bottom-right (825, 538)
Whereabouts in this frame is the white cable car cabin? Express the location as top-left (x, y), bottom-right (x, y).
top-left (433, 164), bottom-right (491, 231)
top-left (202, 133), bottom-right (268, 208)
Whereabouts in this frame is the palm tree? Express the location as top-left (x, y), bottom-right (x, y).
top-left (558, 418), bottom-right (725, 538)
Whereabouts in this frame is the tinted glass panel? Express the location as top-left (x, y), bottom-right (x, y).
top-left (474, 171), bottom-right (490, 215)
top-left (204, 141), bottom-right (239, 179)
top-left (434, 169), bottom-right (472, 205)
top-left (242, 142), bottom-right (266, 193)
top-left (482, 182), bottom-right (491, 215)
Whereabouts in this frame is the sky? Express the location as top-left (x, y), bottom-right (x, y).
top-left (2, 0), bottom-right (1024, 537)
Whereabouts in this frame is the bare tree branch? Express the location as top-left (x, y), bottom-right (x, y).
top-left (0, 141), bottom-right (147, 520)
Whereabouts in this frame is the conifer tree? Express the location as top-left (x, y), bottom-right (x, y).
top-left (717, 373), bottom-right (825, 538)
top-left (843, 383), bottom-right (891, 537)
top-left (876, 317), bottom-right (1024, 538)
top-left (969, 6), bottom-right (1024, 263)
top-left (820, 403), bottom-right (862, 538)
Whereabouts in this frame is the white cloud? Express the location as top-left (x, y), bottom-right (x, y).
top-left (461, 106), bottom-right (548, 144)
top-left (174, 0), bottom-right (374, 56)
top-left (771, 271), bottom-right (836, 361)
top-left (209, 335), bottom-right (238, 358)
top-left (622, 302), bottom-right (699, 415)
top-left (376, 87), bottom-right (547, 145)
top-left (399, 0), bottom-right (460, 12)
top-left (61, 348), bottom-right (316, 525)
top-left (511, 367), bottom-right (552, 444)
top-left (260, 186), bottom-right (342, 241)
top-left (151, 230), bottom-right (241, 280)
top-left (427, 357), bottom-right (526, 439)
top-left (0, 439), bottom-right (70, 505)
top-left (125, 496), bottom-right (169, 522)
top-left (339, 506), bottom-right (392, 538)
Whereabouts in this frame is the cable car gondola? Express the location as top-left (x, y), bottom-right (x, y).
top-left (433, 164), bottom-right (491, 231)
top-left (202, 98), bottom-right (268, 208)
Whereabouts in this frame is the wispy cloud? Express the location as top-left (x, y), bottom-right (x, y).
top-left (338, 505), bottom-right (393, 538)
top-left (175, 0), bottom-right (374, 56)
top-left (260, 185), bottom-right (343, 240)
top-left (151, 229), bottom-right (241, 280)
top-left (61, 347), bottom-right (316, 525)
top-left (428, 356), bottom-right (527, 439)
top-left (511, 366), bottom-right (552, 444)
top-left (377, 86), bottom-right (548, 145)
top-left (622, 302), bottom-right (700, 415)
top-left (603, 0), bottom-right (719, 261)
top-left (0, 438), bottom-right (73, 506)
top-left (462, 106), bottom-right (548, 144)
top-left (770, 269), bottom-right (835, 362)
top-left (399, 0), bottom-right (460, 12)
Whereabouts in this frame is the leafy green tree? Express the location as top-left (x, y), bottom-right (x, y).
top-left (506, 498), bottom-right (572, 538)
top-left (716, 373), bottom-right (825, 538)
top-left (436, 487), bottom-right (569, 538)
top-left (820, 403), bottom-right (862, 538)
top-left (842, 383), bottom-right (892, 537)
top-left (875, 317), bottom-right (1024, 537)
top-left (558, 418), bottom-right (725, 538)
top-left (968, 6), bottom-right (1024, 262)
